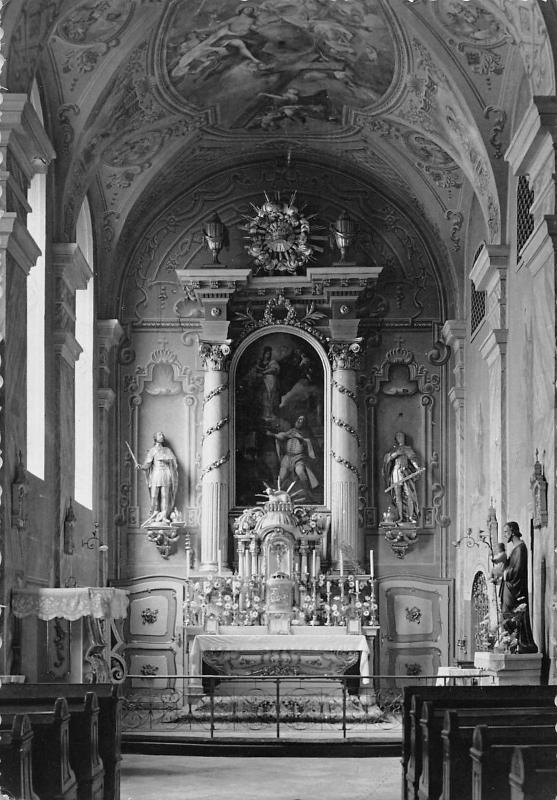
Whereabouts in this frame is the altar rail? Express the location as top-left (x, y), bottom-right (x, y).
top-left (121, 672), bottom-right (496, 741)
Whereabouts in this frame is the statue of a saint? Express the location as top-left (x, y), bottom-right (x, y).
top-left (383, 431), bottom-right (423, 524)
top-left (137, 431), bottom-right (178, 526)
top-left (499, 521), bottom-right (537, 653)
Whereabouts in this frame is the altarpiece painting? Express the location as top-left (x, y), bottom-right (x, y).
top-left (234, 332), bottom-right (324, 507)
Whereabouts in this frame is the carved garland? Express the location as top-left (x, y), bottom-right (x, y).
top-left (331, 415), bottom-right (361, 447)
top-left (330, 450), bottom-right (361, 482)
top-left (203, 382), bottom-right (228, 405)
top-left (202, 417), bottom-right (229, 443)
top-left (200, 450), bottom-right (230, 480)
top-left (235, 294), bottom-right (327, 344)
top-left (331, 378), bottom-right (357, 404)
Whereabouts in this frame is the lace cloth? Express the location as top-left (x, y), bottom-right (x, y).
top-left (12, 587), bottom-right (129, 621)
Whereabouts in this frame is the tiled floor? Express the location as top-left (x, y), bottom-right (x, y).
top-left (121, 754), bottom-right (401, 800)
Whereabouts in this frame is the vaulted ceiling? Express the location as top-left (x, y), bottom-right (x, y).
top-left (4, 0), bottom-right (556, 316)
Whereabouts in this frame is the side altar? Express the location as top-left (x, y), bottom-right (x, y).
top-left (182, 488), bottom-right (379, 699)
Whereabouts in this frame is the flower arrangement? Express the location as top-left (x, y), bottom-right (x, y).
top-left (242, 193), bottom-right (315, 275)
top-left (478, 603), bottom-right (527, 654)
top-left (184, 576), bottom-right (265, 627)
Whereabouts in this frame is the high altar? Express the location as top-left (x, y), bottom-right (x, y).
top-left (111, 192), bottom-right (453, 700)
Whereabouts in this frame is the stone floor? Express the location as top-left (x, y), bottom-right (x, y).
top-left (121, 754), bottom-right (402, 800)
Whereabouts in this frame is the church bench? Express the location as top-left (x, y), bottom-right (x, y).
top-left (402, 685), bottom-right (556, 800)
top-left (401, 686), bottom-right (555, 800)
top-left (0, 683), bottom-right (122, 800)
top-left (0, 713), bottom-right (40, 800)
top-left (418, 703), bottom-right (555, 800)
top-left (508, 746), bottom-right (557, 800)
top-left (0, 697), bottom-right (78, 800)
top-left (2, 692), bottom-right (108, 800)
top-left (440, 710), bottom-right (556, 800)
top-left (470, 725), bottom-right (557, 800)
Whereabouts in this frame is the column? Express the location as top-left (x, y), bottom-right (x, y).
top-left (470, 246), bottom-right (509, 521)
top-left (52, 244), bottom-right (93, 584)
top-left (199, 342), bottom-right (231, 572)
top-left (0, 96), bottom-right (54, 669)
top-left (97, 319), bottom-right (123, 584)
top-left (329, 341), bottom-right (361, 566)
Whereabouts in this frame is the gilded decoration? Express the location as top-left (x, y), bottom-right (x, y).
top-left (234, 332), bottom-right (324, 506)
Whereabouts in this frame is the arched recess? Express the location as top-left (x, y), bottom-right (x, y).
top-left (229, 326), bottom-right (332, 511)
top-left (471, 571), bottom-right (490, 652)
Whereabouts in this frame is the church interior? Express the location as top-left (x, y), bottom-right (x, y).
top-left (2, 0), bottom-right (557, 797)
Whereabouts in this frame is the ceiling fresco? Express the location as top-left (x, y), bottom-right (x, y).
top-left (161, 0), bottom-right (396, 128)
top-left (3, 0), bottom-right (556, 313)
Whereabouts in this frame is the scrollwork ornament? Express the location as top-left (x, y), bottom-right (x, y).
top-left (199, 342), bottom-right (231, 371)
top-left (328, 341), bottom-right (363, 371)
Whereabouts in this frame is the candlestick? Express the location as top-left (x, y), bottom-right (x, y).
top-left (369, 549), bottom-right (374, 579)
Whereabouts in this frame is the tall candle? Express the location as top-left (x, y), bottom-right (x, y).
top-left (339, 552), bottom-right (344, 576)
top-left (185, 547), bottom-right (190, 579)
top-left (312, 549), bottom-right (317, 577)
top-left (217, 549), bottom-right (222, 575)
top-left (370, 549), bottom-right (374, 579)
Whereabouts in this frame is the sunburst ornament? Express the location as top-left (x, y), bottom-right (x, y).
top-left (242, 192), bottom-right (320, 275)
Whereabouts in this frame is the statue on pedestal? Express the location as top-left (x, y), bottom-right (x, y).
top-left (499, 521), bottom-right (537, 654)
top-left (137, 431), bottom-right (178, 526)
top-left (382, 431), bottom-right (423, 524)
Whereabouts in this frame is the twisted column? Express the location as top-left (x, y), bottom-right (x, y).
top-left (329, 342), bottom-right (361, 566)
top-left (199, 342), bottom-right (231, 572)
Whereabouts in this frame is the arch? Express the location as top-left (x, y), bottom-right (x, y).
top-left (471, 571), bottom-right (490, 652)
top-left (230, 326), bottom-right (331, 508)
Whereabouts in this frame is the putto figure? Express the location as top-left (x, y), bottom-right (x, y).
top-left (383, 431), bottom-right (423, 524)
top-left (137, 431), bottom-right (178, 526)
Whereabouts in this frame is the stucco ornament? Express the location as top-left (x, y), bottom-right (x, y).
top-left (242, 193), bottom-right (314, 275)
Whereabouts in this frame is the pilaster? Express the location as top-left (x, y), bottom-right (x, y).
top-left (443, 320), bottom-right (466, 543)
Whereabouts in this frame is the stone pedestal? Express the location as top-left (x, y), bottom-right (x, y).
top-left (474, 651), bottom-right (542, 685)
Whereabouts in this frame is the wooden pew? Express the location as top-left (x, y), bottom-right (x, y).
top-left (68, 692), bottom-right (104, 800)
top-left (0, 683), bottom-right (122, 800)
top-left (420, 702), bottom-right (556, 800)
top-left (402, 685), bottom-right (557, 800)
top-left (509, 746), bottom-right (557, 800)
top-left (2, 697), bottom-right (78, 800)
top-left (470, 724), bottom-right (557, 800)
top-left (0, 713), bottom-right (40, 800)
top-left (441, 710), bottom-right (556, 800)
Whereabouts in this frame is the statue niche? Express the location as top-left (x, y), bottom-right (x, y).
top-left (234, 331), bottom-right (324, 507)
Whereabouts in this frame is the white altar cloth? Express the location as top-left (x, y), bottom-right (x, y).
top-left (11, 587), bottom-right (129, 621)
top-left (189, 630), bottom-right (370, 678)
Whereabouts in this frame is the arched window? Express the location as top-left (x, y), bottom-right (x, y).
top-left (26, 80), bottom-right (46, 478)
top-left (74, 198), bottom-right (94, 508)
top-left (471, 572), bottom-right (490, 651)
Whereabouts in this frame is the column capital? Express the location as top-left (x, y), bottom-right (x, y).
top-left (442, 319), bottom-right (466, 349)
top-left (199, 341), bottom-right (232, 371)
top-left (53, 330), bottom-right (83, 367)
top-left (479, 328), bottom-right (507, 366)
top-left (328, 341), bottom-right (363, 371)
top-left (0, 94), bottom-right (56, 182)
top-left (52, 243), bottom-right (92, 291)
top-left (0, 212), bottom-right (41, 275)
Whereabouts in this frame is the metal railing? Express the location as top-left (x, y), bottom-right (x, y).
top-left (121, 672), bottom-right (494, 740)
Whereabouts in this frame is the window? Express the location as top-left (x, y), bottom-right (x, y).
top-left (74, 198), bottom-right (94, 508)
top-left (26, 81), bottom-right (46, 478)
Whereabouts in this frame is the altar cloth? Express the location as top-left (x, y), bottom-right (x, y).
top-left (11, 587), bottom-right (129, 621)
top-left (189, 632), bottom-right (370, 678)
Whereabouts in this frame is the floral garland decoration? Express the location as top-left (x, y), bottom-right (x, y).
top-left (242, 192), bottom-right (315, 275)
